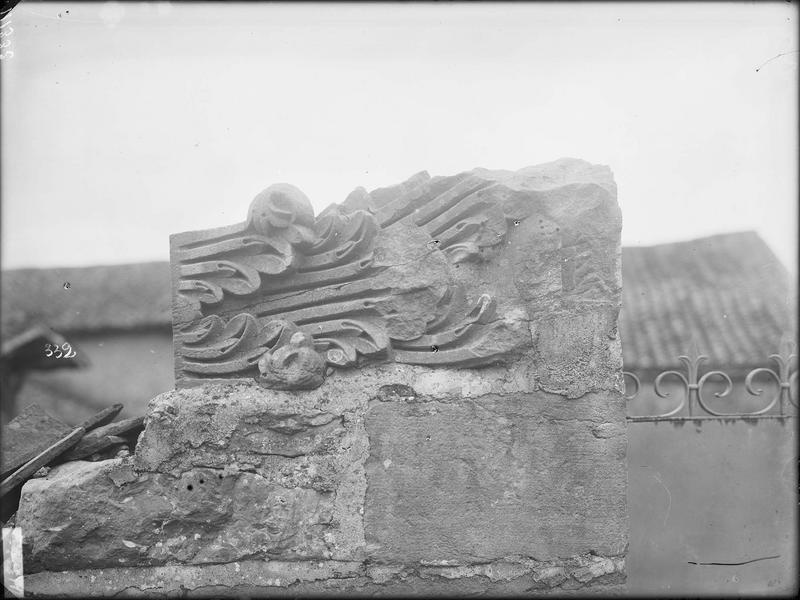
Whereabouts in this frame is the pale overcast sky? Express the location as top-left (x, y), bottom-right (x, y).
top-left (2, 2), bottom-right (797, 275)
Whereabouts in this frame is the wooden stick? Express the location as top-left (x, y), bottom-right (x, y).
top-left (60, 435), bottom-right (128, 462)
top-left (0, 427), bottom-right (85, 498)
top-left (79, 404), bottom-right (124, 432)
top-left (56, 417), bottom-right (144, 463)
top-left (86, 416), bottom-right (144, 438)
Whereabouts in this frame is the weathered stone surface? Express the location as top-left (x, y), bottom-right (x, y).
top-left (17, 382), bottom-right (371, 572)
top-left (18, 459), bottom-right (331, 571)
top-left (134, 384), bottom-right (367, 511)
top-left (24, 554), bottom-right (626, 597)
top-left (364, 391), bottom-right (627, 563)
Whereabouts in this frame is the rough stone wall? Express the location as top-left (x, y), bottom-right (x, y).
top-left (16, 159), bottom-right (627, 596)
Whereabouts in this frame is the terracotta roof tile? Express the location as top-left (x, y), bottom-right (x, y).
top-left (1, 262), bottom-right (172, 338)
top-left (620, 231), bottom-right (795, 371)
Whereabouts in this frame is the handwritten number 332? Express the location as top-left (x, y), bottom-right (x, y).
top-left (45, 343), bottom-right (77, 358)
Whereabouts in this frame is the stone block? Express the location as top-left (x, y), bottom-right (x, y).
top-left (363, 392), bottom-right (627, 563)
top-left (18, 382), bottom-right (372, 572)
top-left (18, 459), bottom-right (332, 571)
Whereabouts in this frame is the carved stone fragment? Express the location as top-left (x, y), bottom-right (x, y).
top-left (257, 331), bottom-right (325, 390)
top-left (18, 159), bottom-right (627, 594)
top-left (170, 159), bottom-right (620, 391)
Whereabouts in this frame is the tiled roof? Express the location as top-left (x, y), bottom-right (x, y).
top-left (2, 232), bottom-right (794, 370)
top-left (620, 231), bottom-right (795, 371)
top-left (1, 262), bottom-right (172, 339)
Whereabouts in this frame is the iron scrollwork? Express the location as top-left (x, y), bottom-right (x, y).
top-left (625, 339), bottom-right (797, 422)
top-left (745, 340), bottom-right (798, 414)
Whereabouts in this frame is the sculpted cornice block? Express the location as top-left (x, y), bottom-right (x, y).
top-left (17, 159), bottom-right (627, 589)
top-left (170, 158), bottom-right (621, 392)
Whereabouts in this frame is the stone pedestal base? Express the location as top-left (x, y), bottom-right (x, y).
top-left (17, 368), bottom-right (627, 596)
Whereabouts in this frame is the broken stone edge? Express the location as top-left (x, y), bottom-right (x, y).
top-left (24, 554), bottom-right (626, 598)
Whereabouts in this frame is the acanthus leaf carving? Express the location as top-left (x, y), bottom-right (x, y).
top-left (179, 314), bottom-right (285, 375)
top-left (171, 171), bottom-right (540, 390)
top-left (305, 317), bottom-right (390, 368)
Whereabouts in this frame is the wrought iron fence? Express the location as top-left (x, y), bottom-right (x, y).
top-left (624, 340), bottom-right (797, 422)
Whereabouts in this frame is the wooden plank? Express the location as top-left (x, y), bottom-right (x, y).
top-left (56, 417), bottom-right (144, 463)
top-left (88, 416), bottom-right (144, 438)
top-left (59, 434), bottom-right (129, 462)
top-left (0, 428), bottom-right (85, 498)
top-left (79, 404), bottom-right (124, 432)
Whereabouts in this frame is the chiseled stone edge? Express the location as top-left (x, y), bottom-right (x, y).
top-left (24, 554), bottom-right (626, 598)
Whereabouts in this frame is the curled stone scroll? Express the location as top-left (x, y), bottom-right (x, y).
top-left (170, 160), bottom-right (619, 390)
